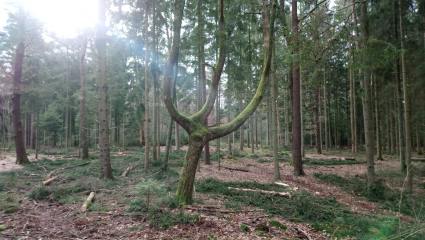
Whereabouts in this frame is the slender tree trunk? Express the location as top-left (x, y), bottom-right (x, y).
top-left (164, 58), bottom-right (179, 171)
top-left (96, 0), bottom-right (113, 179)
top-left (271, 48), bottom-right (280, 180)
top-left (79, 36), bottom-right (89, 159)
top-left (399, 0), bottom-right (412, 192)
top-left (291, 0), bottom-right (304, 176)
top-left (239, 100), bottom-right (244, 151)
top-left (143, 9), bottom-right (151, 173)
top-left (12, 42), bottom-right (29, 164)
top-left (394, 0), bottom-right (406, 172)
top-left (373, 75), bottom-right (383, 160)
top-left (360, 1), bottom-right (375, 189)
top-left (349, 65), bottom-right (357, 153)
top-left (216, 86), bottom-right (221, 169)
top-left (314, 79), bottom-right (322, 154)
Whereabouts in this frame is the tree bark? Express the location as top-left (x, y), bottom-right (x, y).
top-left (96, 0), bottom-right (113, 179)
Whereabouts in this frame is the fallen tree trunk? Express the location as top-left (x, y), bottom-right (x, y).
top-left (80, 192), bottom-right (95, 212)
top-left (222, 166), bottom-right (250, 172)
top-left (228, 187), bottom-right (291, 197)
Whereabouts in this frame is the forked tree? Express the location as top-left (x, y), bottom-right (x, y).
top-left (163, 0), bottom-right (276, 204)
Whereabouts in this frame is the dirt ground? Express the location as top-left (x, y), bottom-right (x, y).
top-left (0, 150), bottom-right (418, 239)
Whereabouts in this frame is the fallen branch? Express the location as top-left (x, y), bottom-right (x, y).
top-left (43, 176), bottom-right (58, 185)
top-left (222, 166), bottom-right (249, 172)
top-left (46, 162), bottom-right (90, 178)
top-left (185, 206), bottom-right (261, 213)
top-left (228, 187), bottom-right (291, 198)
top-left (80, 192), bottom-right (95, 212)
top-left (121, 164), bottom-right (136, 177)
top-left (274, 181), bottom-right (290, 187)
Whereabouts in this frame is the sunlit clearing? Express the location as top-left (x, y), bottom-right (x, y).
top-left (10, 0), bottom-right (98, 38)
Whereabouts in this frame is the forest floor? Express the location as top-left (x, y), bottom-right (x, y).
top-left (1, 147), bottom-right (425, 239)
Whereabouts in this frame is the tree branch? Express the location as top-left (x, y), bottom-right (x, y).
top-left (208, 0), bottom-right (276, 140)
top-left (162, 0), bottom-right (192, 132)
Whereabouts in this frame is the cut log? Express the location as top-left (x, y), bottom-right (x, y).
top-left (222, 166), bottom-right (249, 172)
top-left (43, 176), bottom-right (58, 185)
top-left (228, 187), bottom-right (291, 197)
top-left (121, 164), bottom-right (136, 177)
top-left (80, 192), bottom-right (95, 212)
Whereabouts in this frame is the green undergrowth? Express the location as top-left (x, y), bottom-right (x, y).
top-left (304, 158), bottom-right (366, 166)
top-left (196, 178), bottom-right (425, 239)
top-left (314, 173), bottom-right (425, 220)
top-left (0, 149), bottom-right (184, 212)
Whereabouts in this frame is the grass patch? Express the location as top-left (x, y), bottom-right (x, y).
top-left (148, 209), bottom-right (199, 229)
top-left (314, 173), bottom-right (425, 220)
top-left (197, 178), bottom-right (424, 239)
top-left (0, 192), bottom-right (19, 213)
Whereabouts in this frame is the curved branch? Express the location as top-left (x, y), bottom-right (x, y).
top-left (192, 0), bottom-right (225, 122)
top-left (163, 0), bottom-right (192, 132)
top-left (208, 0), bottom-right (276, 140)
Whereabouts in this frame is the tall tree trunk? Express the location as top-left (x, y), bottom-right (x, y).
top-left (12, 42), bottom-right (29, 164)
top-left (271, 47), bottom-right (280, 180)
top-left (291, 0), bottom-right (304, 176)
top-left (349, 65), bottom-right (357, 153)
top-left (399, 0), bottom-right (412, 192)
top-left (143, 9), bottom-right (151, 173)
top-left (394, 0), bottom-right (406, 172)
top-left (96, 0), bottom-right (113, 179)
top-left (79, 36), bottom-right (89, 159)
top-left (360, 1), bottom-right (375, 189)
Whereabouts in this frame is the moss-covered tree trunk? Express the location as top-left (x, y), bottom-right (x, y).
top-left (164, 0), bottom-right (275, 205)
top-left (176, 136), bottom-right (204, 204)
